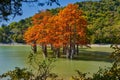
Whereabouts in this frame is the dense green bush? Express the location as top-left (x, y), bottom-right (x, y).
top-left (0, 67), bottom-right (32, 80)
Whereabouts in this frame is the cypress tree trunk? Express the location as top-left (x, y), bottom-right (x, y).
top-left (70, 43), bottom-right (75, 59)
top-left (63, 46), bottom-right (66, 55)
top-left (66, 46), bottom-right (70, 59)
top-left (42, 44), bottom-right (48, 58)
top-left (50, 44), bottom-right (54, 50)
top-left (68, 34), bottom-right (72, 59)
top-left (76, 44), bottom-right (79, 55)
top-left (44, 44), bottom-right (47, 57)
top-left (55, 48), bottom-right (60, 58)
top-left (67, 26), bottom-right (72, 59)
top-left (31, 41), bottom-right (37, 53)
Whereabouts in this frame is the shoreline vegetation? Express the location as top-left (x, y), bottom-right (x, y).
top-left (0, 43), bottom-right (119, 47)
top-left (0, 43), bottom-right (29, 46)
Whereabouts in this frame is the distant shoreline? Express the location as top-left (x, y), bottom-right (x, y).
top-left (0, 43), bottom-right (119, 47)
top-left (90, 44), bottom-right (111, 47)
top-left (0, 43), bottom-right (29, 46)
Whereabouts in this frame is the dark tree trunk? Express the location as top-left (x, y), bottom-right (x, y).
top-left (55, 48), bottom-right (60, 58)
top-left (56, 48), bottom-right (60, 58)
top-left (76, 44), bottom-right (79, 55)
top-left (50, 44), bottom-right (54, 50)
top-left (73, 44), bottom-right (76, 54)
top-left (31, 41), bottom-right (37, 53)
top-left (42, 44), bottom-right (48, 58)
top-left (66, 47), bottom-right (70, 59)
top-left (63, 46), bottom-right (67, 55)
top-left (69, 42), bottom-right (76, 59)
top-left (44, 45), bottom-right (47, 57)
top-left (70, 44), bottom-right (75, 59)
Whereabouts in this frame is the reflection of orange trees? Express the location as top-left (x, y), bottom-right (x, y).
top-left (24, 4), bottom-right (88, 59)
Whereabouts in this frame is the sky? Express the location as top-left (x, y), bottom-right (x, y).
top-left (0, 0), bottom-right (85, 25)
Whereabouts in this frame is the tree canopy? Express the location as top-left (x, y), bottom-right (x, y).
top-left (24, 4), bottom-right (87, 47)
top-left (24, 4), bottom-right (88, 58)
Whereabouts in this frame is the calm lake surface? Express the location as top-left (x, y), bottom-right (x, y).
top-left (0, 45), bottom-right (112, 77)
top-left (0, 45), bottom-right (30, 75)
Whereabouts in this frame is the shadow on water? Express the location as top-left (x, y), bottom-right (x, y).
top-left (61, 50), bottom-right (113, 63)
top-left (75, 50), bottom-right (113, 62)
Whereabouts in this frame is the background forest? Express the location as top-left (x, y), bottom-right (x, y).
top-left (0, 0), bottom-right (120, 44)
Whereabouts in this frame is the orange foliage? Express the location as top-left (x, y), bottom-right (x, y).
top-left (24, 4), bottom-right (88, 48)
top-left (24, 11), bottom-right (52, 45)
top-left (56, 4), bottom-right (87, 46)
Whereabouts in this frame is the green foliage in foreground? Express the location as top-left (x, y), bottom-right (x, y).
top-left (0, 58), bottom-right (58, 80)
top-left (91, 45), bottom-right (120, 80)
top-left (0, 67), bottom-right (32, 80)
top-left (0, 45), bottom-right (120, 80)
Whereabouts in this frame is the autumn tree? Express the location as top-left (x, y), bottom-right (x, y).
top-left (44, 4), bottom-right (88, 58)
top-left (47, 15), bottom-right (64, 58)
top-left (53, 4), bottom-right (88, 59)
top-left (24, 11), bottom-right (53, 56)
top-left (24, 26), bottom-right (38, 53)
top-left (24, 4), bottom-right (88, 59)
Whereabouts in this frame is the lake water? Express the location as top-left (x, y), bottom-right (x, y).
top-left (0, 45), bottom-right (112, 77)
top-left (0, 45), bottom-right (30, 75)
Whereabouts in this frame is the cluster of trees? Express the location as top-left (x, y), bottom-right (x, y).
top-left (76, 0), bottom-right (120, 44)
top-left (24, 4), bottom-right (88, 59)
top-left (0, 0), bottom-right (60, 43)
top-left (0, 18), bottom-right (31, 43)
